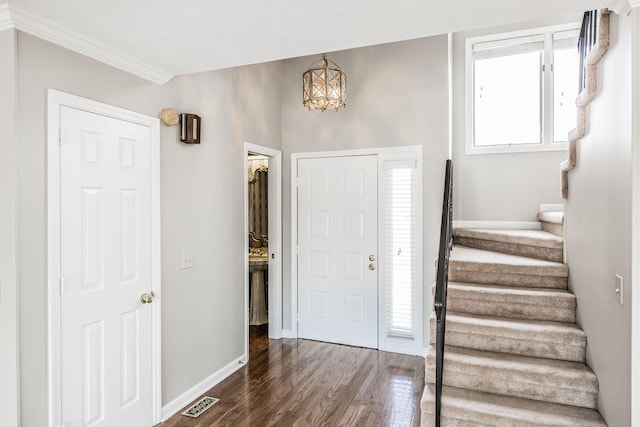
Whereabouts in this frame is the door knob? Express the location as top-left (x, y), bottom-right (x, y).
top-left (368, 263), bottom-right (376, 271)
top-left (140, 292), bottom-right (155, 304)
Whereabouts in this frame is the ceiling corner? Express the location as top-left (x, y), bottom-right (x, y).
top-left (5, 4), bottom-right (173, 85)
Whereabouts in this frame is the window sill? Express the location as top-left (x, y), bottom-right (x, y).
top-left (465, 142), bottom-right (568, 156)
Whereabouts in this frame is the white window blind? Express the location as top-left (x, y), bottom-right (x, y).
top-left (383, 160), bottom-right (417, 338)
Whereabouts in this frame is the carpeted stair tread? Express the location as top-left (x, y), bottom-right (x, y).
top-left (429, 312), bottom-right (586, 362)
top-left (537, 211), bottom-right (565, 237)
top-left (421, 384), bottom-right (606, 426)
top-left (448, 245), bottom-right (568, 289)
top-left (426, 346), bottom-right (598, 409)
top-left (442, 281), bottom-right (576, 322)
top-left (449, 245), bottom-right (567, 273)
top-left (453, 228), bottom-right (563, 262)
top-left (453, 228), bottom-right (563, 248)
top-left (537, 211), bottom-right (565, 224)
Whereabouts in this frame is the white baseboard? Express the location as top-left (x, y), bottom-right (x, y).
top-left (161, 355), bottom-right (246, 421)
top-left (281, 328), bottom-right (296, 338)
top-left (453, 220), bottom-right (541, 230)
top-left (539, 203), bottom-right (565, 213)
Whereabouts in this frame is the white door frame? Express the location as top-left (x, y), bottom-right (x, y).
top-left (47, 90), bottom-right (162, 426)
top-left (243, 142), bottom-right (283, 353)
top-left (290, 146), bottom-right (423, 354)
top-left (631, 6), bottom-right (640, 425)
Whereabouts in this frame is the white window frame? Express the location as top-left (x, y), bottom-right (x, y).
top-left (465, 23), bottom-right (580, 155)
top-left (377, 147), bottom-right (423, 355)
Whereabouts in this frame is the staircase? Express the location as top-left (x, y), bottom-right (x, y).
top-left (420, 217), bottom-right (607, 426)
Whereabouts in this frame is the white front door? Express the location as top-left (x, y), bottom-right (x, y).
top-left (297, 155), bottom-right (378, 348)
top-left (59, 105), bottom-right (155, 427)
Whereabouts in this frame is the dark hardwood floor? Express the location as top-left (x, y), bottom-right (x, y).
top-left (160, 325), bottom-right (424, 426)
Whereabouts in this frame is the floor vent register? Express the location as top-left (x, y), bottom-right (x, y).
top-left (181, 396), bottom-right (220, 418)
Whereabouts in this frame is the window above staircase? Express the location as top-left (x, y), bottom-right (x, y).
top-left (465, 23), bottom-right (581, 155)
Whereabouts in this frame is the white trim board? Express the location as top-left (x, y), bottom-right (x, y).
top-left (539, 203), bottom-right (564, 213)
top-left (281, 329), bottom-right (295, 339)
top-left (631, 6), bottom-right (640, 427)
top-left (452, 220), bottom-right (542, 230)
top-left (161, 356), bottom-right (246, 421)
top-left (47, 90), bottom-right (163, 426)
top-left (0, 4), bottom-right (12, 31)
top-left (2, 5), bottom-right (172, 84)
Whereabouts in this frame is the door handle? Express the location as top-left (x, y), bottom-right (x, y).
top-left (140, 292), bottom-right (155, 304)
top-left (368, 263), bottom-right (376, 271)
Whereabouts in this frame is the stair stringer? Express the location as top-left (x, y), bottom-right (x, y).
top-left (561, 9), bottom-right (611, 199)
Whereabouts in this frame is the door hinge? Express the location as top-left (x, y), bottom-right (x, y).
top-left (59, 277), bottom-right (65, 295)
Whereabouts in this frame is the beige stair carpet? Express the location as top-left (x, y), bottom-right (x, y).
top-left (442, 282), bottom-right (576, 323)
top-left (448, 245), bottom-right (568, 289)
top-left (453, 228), bottom-right (563, 262)
top-left (422, 385), bottom-right (606, 427)
top-left (429, 312), bottom-right (586, 362)
top-left (421, 227), bottom-right (606, 426)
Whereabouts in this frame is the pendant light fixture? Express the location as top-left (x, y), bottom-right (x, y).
top-left (302, 53), bottom-right (347, 111)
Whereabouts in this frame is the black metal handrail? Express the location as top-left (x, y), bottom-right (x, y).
top-left (434, 159), bottom-right (453, 427)
top-left (578, 10), bottom-right (599, 93)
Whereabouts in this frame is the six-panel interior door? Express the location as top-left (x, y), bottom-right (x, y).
top-left (59, 106), bottom-right (154, 426)
top-left (297, 155), bottom-right (378, 348)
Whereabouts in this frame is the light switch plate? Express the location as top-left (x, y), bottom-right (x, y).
top-left (181, 252), bottom-right (193, 269)
top-left (615, 274), bottom-right (623, 305)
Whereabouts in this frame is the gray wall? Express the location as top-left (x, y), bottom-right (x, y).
top-left (565, 13), bottom-right (632, 427)
top-left (16, 32), bottom-right (281, 426)
top-left (0, 29), bottom-right (19, 427)
top-left (451, 18), bottom-right (578, 222)
top-left (280, 36), bottom-right (450, 344)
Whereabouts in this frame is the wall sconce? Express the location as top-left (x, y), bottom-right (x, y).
top-left (160, 108), bottom-right (201, 144)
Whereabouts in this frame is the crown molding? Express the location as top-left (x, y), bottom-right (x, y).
top-left (0, 4), bottom-right (12, 31)
top-left (2, 5), bottom-right (173, 84)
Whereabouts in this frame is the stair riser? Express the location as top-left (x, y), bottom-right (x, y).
top-left (421, 411), bottom-right (604, 427)
top-left (428, 323), bottom-right (585, 363)
top-left (541, 222), bottom-right (563, 237)
top-left (420, 385), bottom-right (606, 427)
top-left (454, 236), bottom-right (562, 262)
top-left (425, 358), bottom-right (598, 410)
top-left (448, 270), bottom-right (568, 289)
top-left (447, 289), bottom-right (576, 323)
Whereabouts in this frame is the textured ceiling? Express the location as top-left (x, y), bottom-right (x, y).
top-left (7, 0), bottom-right (608, 78)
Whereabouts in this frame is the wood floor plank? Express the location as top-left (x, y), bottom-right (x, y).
top-left (159, 327), bottom-right (424, 427)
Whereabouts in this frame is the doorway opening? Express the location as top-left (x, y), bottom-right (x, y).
top-left (243, 143), bottom-right (282, 359)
